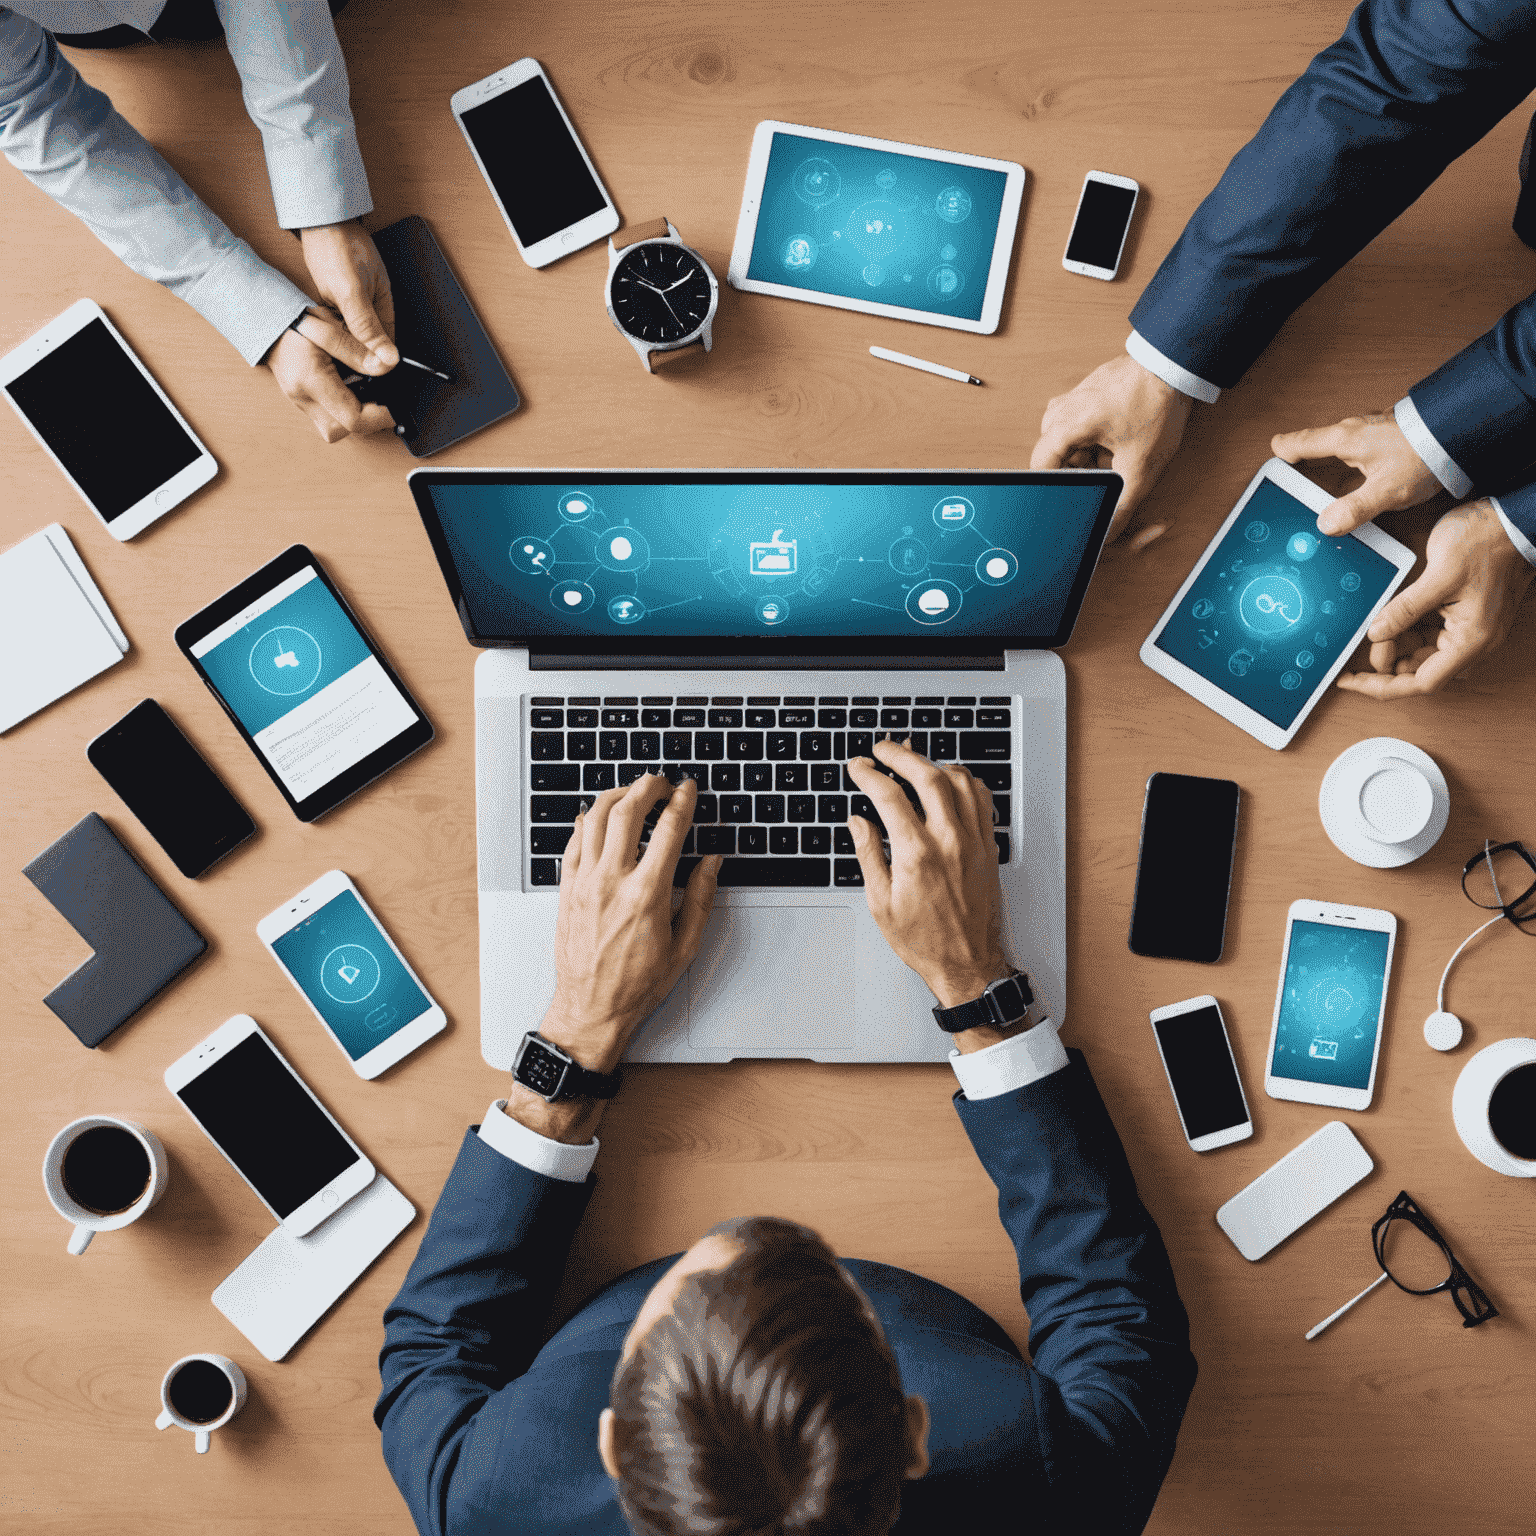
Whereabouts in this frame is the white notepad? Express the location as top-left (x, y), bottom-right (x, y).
top-left (0, 524), bottom-right (127, 733)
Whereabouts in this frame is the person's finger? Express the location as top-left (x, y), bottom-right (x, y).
top-left (1028, 425), bottom-right (1072, 471)
top-left (1270, 422), bottom-right (1354, 465)
top-left (669, 854), bottom-right (722, 970)
top-left (870, 737), bottom-right (955, 829)
top-left (943, 765), bottom-right (991, 850)
top-left (1315, 484), bottom-right (1392, 536)
top-left (1394, 643), bottom-right (1440, 674)
top-left (298, 351), bottom-right (391, 437)
top-left (847, 813), bottom-right (892, 909)
top-left (1368, 570), bottom-right (1459, 643)
top-left (334, 284), bottom-right (399, 371)
top-left (1125, 520), bottom-right (1172, 553)
top-left (294, 308), bottom-right (384, 375)
top-left (601, 773), bottom-right (672, 870)
top-left (1335, 642), bottom-right (1463, 697)
top-left (374, 279), bottom-right (397, 349)
top-left (579, 783), bottom-right (625, 865)
top-left (847, 755), bottom-right (920, 845)
top-left (639, 775), bottom-right (697, 881)
top-left (561, 810), bottom-right (585, 878)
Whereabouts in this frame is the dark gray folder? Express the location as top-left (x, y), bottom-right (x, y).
top-left (23, 812), bottom-right (206, 1047)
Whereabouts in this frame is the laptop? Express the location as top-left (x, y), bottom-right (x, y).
top-left (407, 469), bottom-right (1120, 1067)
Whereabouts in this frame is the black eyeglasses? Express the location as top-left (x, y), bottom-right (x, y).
top-left (1306, 1190), bottom-right (1499, 1339)
top-left (1461, 840), bottom-right (1536, 933)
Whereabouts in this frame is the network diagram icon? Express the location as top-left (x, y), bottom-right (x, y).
top-left (749, 530), bottom-right (797, 575)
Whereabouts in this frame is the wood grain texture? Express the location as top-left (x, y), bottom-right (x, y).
top-left (2, 2), bottom-right (1533, 1531)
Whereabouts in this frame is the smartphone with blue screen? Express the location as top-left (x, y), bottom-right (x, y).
top-left (257, 869), bottom-right (446, 1079)
top-left (1264, 899), bottom-right (1396, 1112)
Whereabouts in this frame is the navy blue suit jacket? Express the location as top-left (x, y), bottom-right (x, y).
top-left (1129, 0), bottom-right (1536, 543)
top-left (374, 1051), bottom-right (1197, 1536)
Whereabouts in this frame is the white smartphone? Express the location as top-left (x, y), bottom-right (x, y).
top-left (164, 1014), bottom-right (375, 1237)
top-left (1149, 995), bottom-right (1253, 1151)
top-left (451, 58), bottom-right (619, 268)
top-left (1062, 170), bottom-right (1139, 280)
top-left (257, 869), bottom-right (446, 1080)
top-left (0, 299), bottom-right (216, 539)
top-left (1139, 457), bottom-right (1415, 749)
top-left (1264, 899), bottom-right (1396, 1112)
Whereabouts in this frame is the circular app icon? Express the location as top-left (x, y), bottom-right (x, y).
top-left (509, 535), bottom-right (555, 575)
top-left (594, 525), bottom-right (651, 574)
top-left (558, 491), bottom-right (599, 523)
top-left (905, 579), bottom-right (963, 625)
top-left (1296, 649), bottom-right (1315, 669)
top-left (608, 595), bottom-right (645, 625)
top-left (1192, 597), bottom-right (1216, 619)
top-left (1280, 670), bottom-right (1303, 690)
top-left (888, 537), bottom-right (928, 577)
top-left (935, 185), bottom-right (972, 223)
top-left (932, 495), bottom-right (975, 530)
top-left (794, 158), bottom-right (841, 206)
top-left (939, 243), bottom-right (957, 263)
top-left (550, 580), bottom-right (595, 614)
top-left (1239, 574), bottom-right (1305, 635)
top-left (875, 168), bottom-right (897, 190)
top-left (1341, 571), bottom-right (1362, 592)
top-left (321, 943), bottom-right (381, 1004)
top-left (249, 625), bottom-right (322, 696)
top-left (862, 262), bottom-right (884, 287)
top-left (757, 595), bottom-right (789, 626)
top-left (1287, 530), bottom-right (1319, 562)
top-left (1321, 599), bottom-right (1336, 615)
top-left (926, 265), bottom-right (964, 301)
top-left (782, 234), bottom-right (817, 271)
top-left (1314, 631), bottom-right (1329, 648)
top-left (975, 547), bottom-right (1018, 586)
top-left (1245, 520), bottom-right (1271, 544)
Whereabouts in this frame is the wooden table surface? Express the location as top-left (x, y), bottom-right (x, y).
top-left (4, 2), bottom-right (1533, 1531)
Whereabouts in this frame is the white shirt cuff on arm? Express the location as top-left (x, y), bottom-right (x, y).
top-left (1490, 498), bottom-right (1536, 567)
top-left (948, 1018), bottom-right (1069, 1100)
top-left (477, 1099), bottom-right (600, 1183)
top-left (1394, 396), bottom-right (1474, 500)
top-left (181, 238), bottom-right (313, 366)
top-left (1126, 331), bottom-right (1221, 405)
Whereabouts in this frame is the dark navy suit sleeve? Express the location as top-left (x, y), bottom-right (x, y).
top-left (1130, 1), bottom-right (1536, 428)
top-left (374, 1128), bottom-right (594, 1536)
top-left (1495, 480), bottom-right (1536, 557)
top-left (954, 1050), bottom-right (1197, 1536)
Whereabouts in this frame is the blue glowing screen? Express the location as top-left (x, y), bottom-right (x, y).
top-left (1270, 920), bottom-right (1391, 1091)
top-left (1154, 480), bottom-right (1398, 728)
top-left (270, 889), bottom-right (430, 1061)
top-left (745, 132), bottom-right (1009, 321)
top-left (420, 479), bottom-right (1109, 640)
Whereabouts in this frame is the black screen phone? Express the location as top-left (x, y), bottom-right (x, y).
top-left (87, 700), bottom-right (255, 878)
top-left (1128, 772), bottom-right (1240, 962)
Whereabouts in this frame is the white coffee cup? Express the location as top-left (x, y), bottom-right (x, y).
top-left (156, 1354), bottom-right (248, 1453)
top-left (1453, 1038), bottom-right (1536, 1177)
top-left (1337, 755), bottom-right (1435, 845)
top-left (42, 1116), bottom-right (169, 1255)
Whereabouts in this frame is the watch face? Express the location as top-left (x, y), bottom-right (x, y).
top-left (515, 1039), bottom-right (568, 1098)
top-left (610, 242), bottom-right (713, 344)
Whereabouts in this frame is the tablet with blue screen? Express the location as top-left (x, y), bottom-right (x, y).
top-left (728, 121), bottom-right (1026, 334)
top-left (1140, 459), bottom-right (1415, 749)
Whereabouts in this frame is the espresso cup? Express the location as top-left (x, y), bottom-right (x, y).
top-left (156, 1354), bottom-right (247, 1454)
top-left (1338, 755), bottom-right (1435, 846)
top-left (42, 1116), bottom-right (169, 1255)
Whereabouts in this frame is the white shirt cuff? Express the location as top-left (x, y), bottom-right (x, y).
top-left (1126, 331), bottom-right (1221, 405)
top-left (948, 1018), bottom-right (1069, 1100)
top-left (477, 1099), bottom-right (599, 1183)
top-left (1490, 497), bottom-right (1536, 567)
top-left (1394, 396), bottom-right (1474, 500)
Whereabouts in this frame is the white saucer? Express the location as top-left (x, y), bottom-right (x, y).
top-left (1318, 736), bottom-right (1449, 868)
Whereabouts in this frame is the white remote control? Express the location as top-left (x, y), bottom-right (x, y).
top-left (1216, 1121), bottom-right (1373, 1261)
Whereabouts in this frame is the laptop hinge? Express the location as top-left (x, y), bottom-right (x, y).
top-left (527, 653), bottom-right (1008, 671)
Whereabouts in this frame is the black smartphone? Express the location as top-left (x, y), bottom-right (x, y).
top-left (87, 700), bottom-right (255, 877)
top-left (1128, 772), bottom-right (1240, 963)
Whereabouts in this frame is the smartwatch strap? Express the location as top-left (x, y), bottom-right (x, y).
top-left (931, 971), bottom-right (1033, 1034)
top-left (514, 1032), bottom-right (624, 1101)
top-left (612, 216), bottom-right (671, 249)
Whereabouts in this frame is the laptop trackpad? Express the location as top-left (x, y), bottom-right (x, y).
top-left (687, 906), bottom-right (855, 1051)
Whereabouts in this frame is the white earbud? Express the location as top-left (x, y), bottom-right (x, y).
top-left (1423, 1010), bottom-right (1463, 1052)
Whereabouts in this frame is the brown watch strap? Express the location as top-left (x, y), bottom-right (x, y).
top-left (646, 339), bottom-right (704, 370)
top-left (612, 216), bottom-right (671, 250)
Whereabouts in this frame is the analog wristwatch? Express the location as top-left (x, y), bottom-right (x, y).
top-left (930, 970), bottom-right (1034, 1034)
top-left (511, 1031), bottom-right (624, 1102)
top-left (605, 217), bottom-right (718, 372)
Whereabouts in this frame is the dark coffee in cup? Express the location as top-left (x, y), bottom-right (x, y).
top-left (61, 1125), bottom-right (151, 1215)
top-left (1488, 1063), bottom-right (1536, 1161)
top-left (167, 1360), bottom-right (234, 1425)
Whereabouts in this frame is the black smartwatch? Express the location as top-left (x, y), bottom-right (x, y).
top-left (930, 970), bottom-right (1034, 1034)
top-left (511, 1031), bottom-right (624, 1103)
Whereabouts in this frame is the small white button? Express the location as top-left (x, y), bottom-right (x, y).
top-left (321, 1189), bottom-right (339, 1207)
top-left (561, 232), bottom-right (577, 246)
top-left (155, 488), bottom-right (173, 507)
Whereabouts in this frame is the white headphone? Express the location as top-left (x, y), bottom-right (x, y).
top-left (1425, 842), bottom-right (1527, 1051)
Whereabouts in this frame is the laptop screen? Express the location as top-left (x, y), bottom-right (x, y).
top-left (408, 471), bottom-right (1120, 654)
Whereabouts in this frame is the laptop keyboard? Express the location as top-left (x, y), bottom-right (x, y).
top-left (525, 693), bottom-right (1013, 889)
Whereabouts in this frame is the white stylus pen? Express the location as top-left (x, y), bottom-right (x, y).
top-left (869, 345), bottom-right (982, 386)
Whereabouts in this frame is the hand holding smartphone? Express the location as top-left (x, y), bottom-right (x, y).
top-left (258, 870), bottom-right (446, 1080)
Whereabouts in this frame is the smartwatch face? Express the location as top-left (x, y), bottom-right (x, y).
top-left (610, 243), bottom-right (712, 343)
top-left (516, 1038), bottom-right (568, 1098)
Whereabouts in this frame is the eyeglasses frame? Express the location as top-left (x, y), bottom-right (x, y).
top-left (1460, 840), bottom-right (1536, 933)
top-left (1371, 1191), bottom-right (1499, 1328)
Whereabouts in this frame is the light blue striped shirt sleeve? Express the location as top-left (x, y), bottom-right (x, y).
top-left (0, 2), bottom-right (371, 365)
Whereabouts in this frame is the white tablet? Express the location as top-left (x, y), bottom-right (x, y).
top-left (728, 121), bottom-right (1025, 335)
top-left (1140, 458), bottom-right (1415, 750)
top-left (0, 299), bottom-right (216, 540)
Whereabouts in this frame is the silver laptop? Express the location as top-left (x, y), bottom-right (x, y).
top-left (408, 469), bottom-right (1120, 1067)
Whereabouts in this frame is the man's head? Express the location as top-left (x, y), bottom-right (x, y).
top-left (598, 1216), bottom-right (929, 1536)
